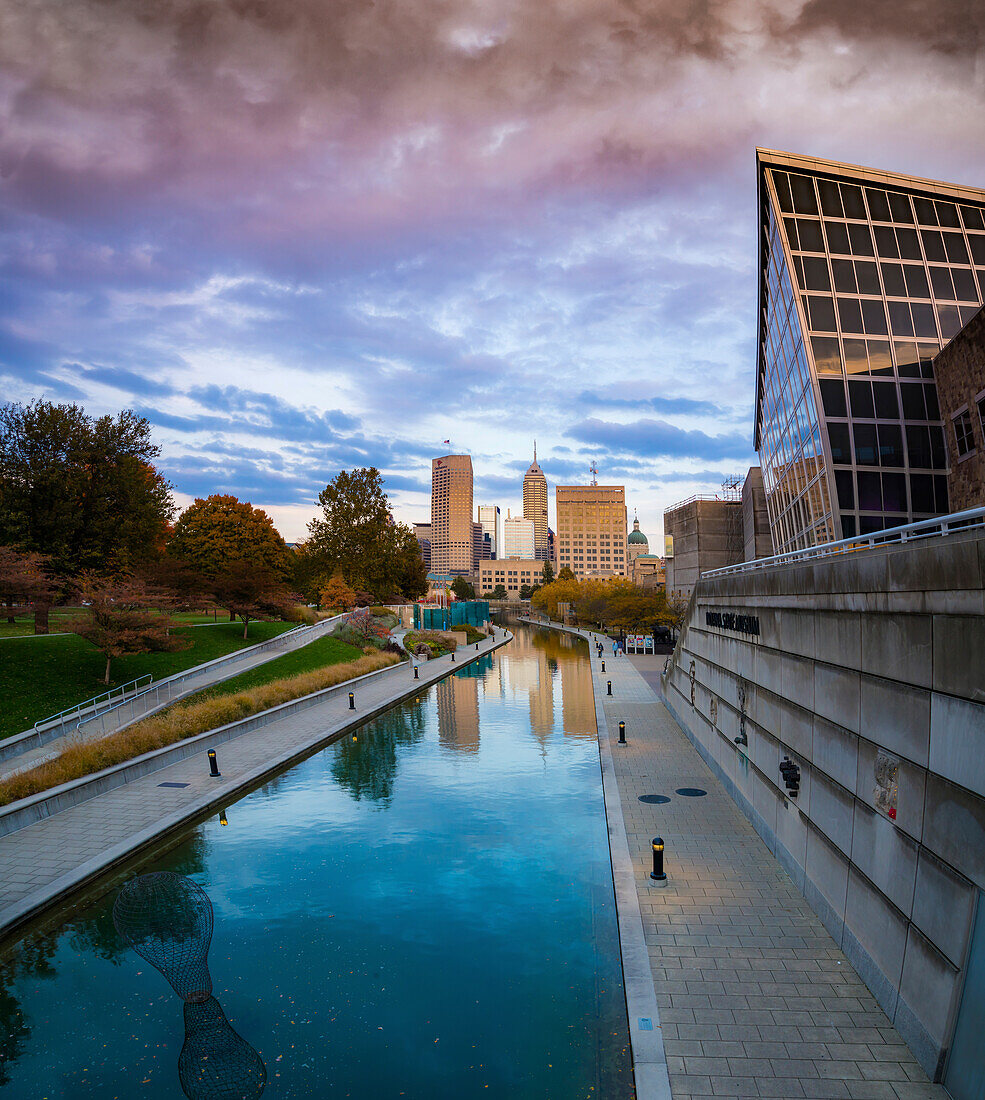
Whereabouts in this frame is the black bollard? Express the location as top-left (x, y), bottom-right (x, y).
top-left (607, 680), bottom-right (612, 696)
top-left (207, 749), bottom-right (220, 778)
top-left (650, 837), bottom-right (667, 885)
top-left (352, 731), bottom-right (358, 742)
top-left (476, 642), bottom-right (479, 650)
top-left (414, 665), bottom-right (419, 679)
top-left (451, 651), bottom-right (455, 662)
top-left (618, 721), bottom-right (626, 745)
top-left (601, 660), bottom-right (606, 672)
top-left (348, 692), bottom-right (355, 710)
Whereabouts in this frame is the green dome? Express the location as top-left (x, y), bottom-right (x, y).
top-left (628, 528), bottom-right (648, 544)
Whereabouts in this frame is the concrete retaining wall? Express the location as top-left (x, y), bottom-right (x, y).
top-left (662, 528), bottom-right (985, 1080)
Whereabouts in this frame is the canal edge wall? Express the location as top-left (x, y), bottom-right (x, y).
top-left (0, 632), bottom-right (511, 943)
top-left (519, 616), bottom-right (673, 1100)
top-left (660, 528), bottom-right (985, 1080)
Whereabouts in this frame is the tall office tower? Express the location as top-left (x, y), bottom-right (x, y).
top-left (477, 505), bottom-right (501, 559)
top-left (502, 513), bottom-right (536, 559)
top-left (522, 444), bottom-right (550, 560)
top-left (431, 454), bottom-right (474, 576)
top-left (755, 149), bottom-right (985, 552)
top-left (412, 522), bottom-right (432, 571)
top-left (472, 522), bottom-right (484, 572)
top-left (555, 485), bottom-right (627, 579)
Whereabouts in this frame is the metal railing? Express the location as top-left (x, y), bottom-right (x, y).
top-left (702, 506), bottom-right (985, 579)
top-left (74, 617), bottom-right (339, 738)
top-left (34, 675), bottom-right (153, 733)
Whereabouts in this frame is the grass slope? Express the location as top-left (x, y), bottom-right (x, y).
top-left (0, 649), bottom-right (402, 807)
top-left (0, 608), bottom-right (225, 639)
top-left (0, 620), bottom-right (294, 740)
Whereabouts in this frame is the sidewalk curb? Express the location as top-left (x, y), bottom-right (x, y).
top-left (523, 618), bottom-right (672, 1100)
top-left (0, 633), bottom-right (511, 942)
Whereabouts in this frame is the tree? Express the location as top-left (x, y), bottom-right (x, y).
top-left (307, 468), bottom-right (428, 601)
top-left (557, 566), bottom-right (576, 581)
top-left (212, 562), bottom-right (293, 639)
top-left (169, 495), bottom-right (290, 585)
top-left (541, 561), bottom-right (555, 585)
top-left (0, 547), bottom-right (60, 633)
top-left (320, 573), bottom-right (358, 611)
top-left (139, 554), bottom-right (214, 615)
top-left (531, 575), bottom-right (582, 620)
top-left (67, 575), bottom-right (190, 684)
top-left (0, 400), bottom-right (174, 575)
top-left (451, 576), bottom-right (475, 600)
top-left (490, 584), bottom-right (507, 600)
top-left (519, 584), bottom-right (536, 601)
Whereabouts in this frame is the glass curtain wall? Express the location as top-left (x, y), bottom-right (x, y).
top-left (757, 155), bottom-right (985, 548)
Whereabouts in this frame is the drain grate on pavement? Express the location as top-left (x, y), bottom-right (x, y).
top-left (638, 794), bottom-right (671, 804)
top-left (675, 787), bottom-right (707, 797)
top-left (158, 782), bottom-right (190, 789)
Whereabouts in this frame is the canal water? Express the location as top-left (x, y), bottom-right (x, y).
top-left (0, 624), bottom-right (633, 1098)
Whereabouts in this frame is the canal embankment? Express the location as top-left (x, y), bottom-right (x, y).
top-left (523, 616), bottom-right (944, 1100)
top-left (0, 630), bottom-right (510, 943)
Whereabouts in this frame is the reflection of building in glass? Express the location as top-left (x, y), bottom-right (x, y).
top-left (435, 674), bottom-right (480, 752)
top-left (933, 305), bottom-right (985, 510)
top-left (431, 454), bottom-right (473, 575)
top-left (522, 445), bottom-right (550, 561)
top-left (755, 149), bottom-right (985, 551)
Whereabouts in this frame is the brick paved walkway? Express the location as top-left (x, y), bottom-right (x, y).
top-left (0, 633), bottom-right (506, 939)
top-left (584, 628), bottom-right (944, 1100)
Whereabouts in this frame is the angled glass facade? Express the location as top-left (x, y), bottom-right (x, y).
top-left (755, 150), bottom-right (985, 551)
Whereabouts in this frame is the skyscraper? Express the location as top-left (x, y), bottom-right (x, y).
top-left (502, 513), bottom-right (536, 558)
top-left (755, 149), bottom-right (985, 551)
top-left (430, 454), bottom-right (473, 575)
top-left (477, 505), bottom-right (501, 559)
top-left (522, 444), bottom-right (549, 561)
top-left (555, 485), bottom-right (627, 578)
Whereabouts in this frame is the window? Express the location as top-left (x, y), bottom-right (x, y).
top-left (953, 407), bottom-right (976, 458)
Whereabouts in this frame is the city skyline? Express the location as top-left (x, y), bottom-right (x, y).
top-left (3, 2), bottom-right (983, 541)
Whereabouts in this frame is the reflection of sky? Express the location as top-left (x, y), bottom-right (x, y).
top-left (0, 626), bottom-right (627, 1098)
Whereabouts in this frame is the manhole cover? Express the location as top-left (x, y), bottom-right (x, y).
top-left (676, 787), bottom-right (707, 797)
top-left (638, 794), bottom-right (671, 804)
top-left (158, 782), bottom-right (190, 789)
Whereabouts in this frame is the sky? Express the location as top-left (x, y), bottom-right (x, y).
top-left (2, 0), bottom-right (984, 543)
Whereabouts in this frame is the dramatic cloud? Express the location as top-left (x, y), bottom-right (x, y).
top-left (2, 0), bottom-right (983, 537)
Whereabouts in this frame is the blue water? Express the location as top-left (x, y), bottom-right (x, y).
top-left (0, 625), bottom-right (633, 1098)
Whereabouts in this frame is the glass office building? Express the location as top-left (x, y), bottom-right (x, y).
top-left (755, 149), bottom-right (985, 551)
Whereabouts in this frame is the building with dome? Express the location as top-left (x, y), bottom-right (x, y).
top-left (627, 514), bottom-right (649, 565)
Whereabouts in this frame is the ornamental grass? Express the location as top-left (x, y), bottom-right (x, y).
top-left (0, 650), bottom-right (401, 807)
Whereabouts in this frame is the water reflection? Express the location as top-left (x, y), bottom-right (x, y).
top-left (331, 697), bottom-right (426, 804)
top-left (0, 625), bottom-right (632, 1098)
top-left (179, 997), bottom-right (267, 1100)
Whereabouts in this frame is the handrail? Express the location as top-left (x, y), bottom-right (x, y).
top-left (34, 675), bottom-right (153, 733)
top-left (73, 616), bottom-right (339, 738)
top-left (701, 506), bottom-right (985, 579)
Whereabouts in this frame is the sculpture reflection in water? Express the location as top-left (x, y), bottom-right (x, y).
top-left (113, 872), bottom-right (267, 1099)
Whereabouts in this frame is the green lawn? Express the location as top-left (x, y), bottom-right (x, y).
top-left (176, 634), bottom-right (365, 706)
top-left (0, 620), bottom-right (294, 739)
top-left (0, 608), bottom-right (227, 639)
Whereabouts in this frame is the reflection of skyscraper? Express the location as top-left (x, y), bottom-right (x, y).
top-left (558, 641), bottom-right (595, 738)
top-left (435, 674), bottom-right (480, 752)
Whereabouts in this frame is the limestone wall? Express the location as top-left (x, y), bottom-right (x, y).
top-left (662, 528), bottom-right (985, 1079)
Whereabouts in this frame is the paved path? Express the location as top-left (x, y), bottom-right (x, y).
top-left (563, 625), bottom-right (944, 1100)
top-left (0, 632), bottom-right (506, 940)
top-left (1, 617), bottom-right (342, 780)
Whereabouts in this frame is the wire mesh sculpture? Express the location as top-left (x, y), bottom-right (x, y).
top-left (112, 872), bottom-right (214, 1003)
top-left (179, 997), bottom-right (268, 1100)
